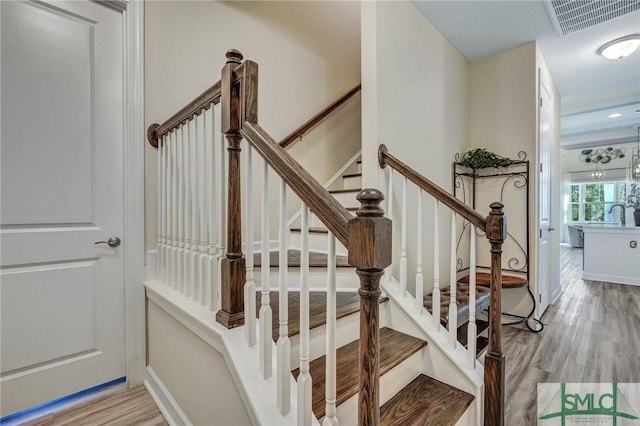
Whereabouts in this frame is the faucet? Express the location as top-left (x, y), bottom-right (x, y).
top-left (609, 203), bottom-right (626, 226)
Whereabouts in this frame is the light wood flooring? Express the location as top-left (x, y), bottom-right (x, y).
top-left (22, 386), bottom-right (166, 426)
top-left (504, 244), bottom-right (640, 425)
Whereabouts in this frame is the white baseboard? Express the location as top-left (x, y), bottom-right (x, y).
top-left (581, 272), bottom-right (640, 286)
top-left (144, 366), bottom-right (192, 426)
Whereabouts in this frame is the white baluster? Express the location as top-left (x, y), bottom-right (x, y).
top-left (432, 201), bottom-right (441, 332)
top-left (209, 103), bottom-right (220, 311)
top-left (177, 125), bottom-right (185, 292)
top-left (172, 129), bottom-right (179, 290)
top-left (467, 228), bottom-right (477, 368)
top-left (158, 135), bottom-right (165, 284)
top-left (298, 205), bottom-right (312, 426)
top-left (217, 117), bottom-right (227, 308)
top-left (323, 234), bottom-right (338, 426)
top-left (415, 189), bottom-right (424, 314)
top-left (386, 169), bottom-right (393, 286)
top-left (165, 133), bottom-right (172, 287)
top-left (184, 121), bottom-right (192, 296)
top-left (244, 144), bottom-right (256, 346)
top-left (168, 131), bottom-right (176, 289)
top-left (277, 180), bottom-right (290, 414)
top-left (400, 176), bottom-right (408, 295)
top-left (259, 161), bottom-right (272, 379)
top-left (191, 118), bottom-right (201, 302)
top-left (199, 112), bottom-right (208, 305)
top-left (449, 212), bottom-right (458, 349)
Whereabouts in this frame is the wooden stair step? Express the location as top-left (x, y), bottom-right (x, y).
top-left (253, 249), bottom-right (351, 268)
top-left (328, 188), bottom-right (361, 194)
top-left (290, 227), bottom-right (330, 234)
top-left (380, 374), bottom-right (474, 426)
top-left (255, 291), bottom-right (389, 339)
top-left (292, 327), bottom-right (427, 419)
top-left (423, 283), bottom-right (491, 326)
top-left (457, 271), bottom-right (528, 289)
top-left (342, 172), bottom-right (362, 179)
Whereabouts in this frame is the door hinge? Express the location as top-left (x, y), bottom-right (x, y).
top-left (539, 97), bottom-right (543, 107)
top-left (540, 229), bottom-right (543, 238)
top-left (540, 163), bottom-right (543, 173)
top-left (539, 294), bottom-right (542, 303)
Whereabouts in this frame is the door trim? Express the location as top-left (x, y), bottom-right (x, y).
top-left (122, 0), bottom-right (145, 386)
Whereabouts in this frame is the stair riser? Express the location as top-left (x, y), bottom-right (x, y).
top-left (254, 267), bottom-right (359, 291)
top-left (328, 191), bottom-right (361, 207)
top-left (329, 349), bottom-right (426, 426)
top-left (309, 212), bottom-right (354, 229)
top-left (287, 232), bottom-right (348, 256)
top-left (342, 175), bottom-right (362, 190)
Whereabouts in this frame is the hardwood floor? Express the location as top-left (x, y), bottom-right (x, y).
top-left (22, 386), bottom-right (166, 426)
top-left (504, 244), bottom-right (640, 425)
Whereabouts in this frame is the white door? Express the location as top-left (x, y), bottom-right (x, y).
top-left (537, 69), bottom-right (553, 317)
top-left (1, 0), bottom-right (126, 416)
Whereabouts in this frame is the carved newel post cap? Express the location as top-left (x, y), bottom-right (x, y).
top-left (356, 188), bottom-right (385, 217)
top-left (226, 49), bottom-right (243, 64)
top-left (147, 123), bottom-right (160, 148)
top-left (489, 202), bottom-right (504, 214)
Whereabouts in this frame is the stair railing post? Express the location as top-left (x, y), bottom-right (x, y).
top-left (216, 49), bottom-right (246, 328)
top-left (348, 189), bottom-right (392, 426)
top-left (484, 202), bottom-right (506, 426)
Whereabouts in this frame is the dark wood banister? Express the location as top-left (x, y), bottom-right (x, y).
top-left (279, 84), bottom-right (361, 149)
top-left (378, 144), bottom-right (486, 230)
top-left (378, 143), bottom-right (505, 426)
top-left (147, 80), bottom-right (222, 148)
top-left (147, 82), bottom-right (361, 150)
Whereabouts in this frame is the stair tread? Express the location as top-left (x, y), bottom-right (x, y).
top-left (458, 271), bottom-right (528, 289)
top-left (290, 227), bottom-right (330, 234)
top-left (342, 172), bottom-right (362, 179)
top-left (380, 374), bottom-right (474, 426)
top-left (292, 327), bottom-right (427, 419)
top-left (253, 249), bottom-right (351, 268)
top-left (256, 291), bottom-right (389, 339)
top-left (328, 188), bottom-right (362, 194)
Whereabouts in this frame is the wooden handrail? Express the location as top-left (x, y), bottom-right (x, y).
top-left (242, 121), bottom-right (352, 247)
top-left (378, 144), bottom-right (486, 230)
top-left (147, 80), bottom-right (222, 148)
top-left (279, 84), bottom-right (361, 149)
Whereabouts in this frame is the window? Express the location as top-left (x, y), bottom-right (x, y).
top-left (566, 181), bottom-right (628, 223)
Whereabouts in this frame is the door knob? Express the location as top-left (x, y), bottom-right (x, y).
top-left (94, 236), bottom-right (121, 248)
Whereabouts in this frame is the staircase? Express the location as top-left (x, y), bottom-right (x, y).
top-left (146, 49), bottom-right (507, 425)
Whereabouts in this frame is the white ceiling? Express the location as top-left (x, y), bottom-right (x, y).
top-left (412, 0), bottom-right (640, 149)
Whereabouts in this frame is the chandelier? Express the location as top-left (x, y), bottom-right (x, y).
top-left (579, 146), bottom-right (626, 180)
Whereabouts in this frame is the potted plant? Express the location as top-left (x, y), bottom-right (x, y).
top-left (628, 183), bottom-right (640, 226)
top-left (458, 148), bottom-right (514, 169)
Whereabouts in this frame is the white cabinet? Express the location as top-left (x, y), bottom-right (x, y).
top-left (582, 226), bottom-right (640, 286)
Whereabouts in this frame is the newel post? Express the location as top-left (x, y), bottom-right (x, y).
top-left (484, 202), bottom-right (506, 426)
top-left (348, 189), bottom-right (392, 426)
top-left (216, 49), bottom-right (246, 329)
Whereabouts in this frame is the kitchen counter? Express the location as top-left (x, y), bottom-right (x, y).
top-left (582, 225), bottom-right (640, 286)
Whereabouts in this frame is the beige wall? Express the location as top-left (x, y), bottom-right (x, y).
top-left (361, 1), bottom-right (470, 294)
top-left (147, 301), bottom-right (251, 425)
top-left (145, 1), bottom-right (361, 249)
top-left (468, 42), bottom-right (562, 315)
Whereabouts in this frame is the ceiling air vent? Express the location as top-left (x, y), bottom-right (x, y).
top-left (544, 0), bottom-right (640, 36)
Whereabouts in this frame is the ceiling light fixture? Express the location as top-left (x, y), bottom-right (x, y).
top-left (608, 113), bottom-right (623, 118)
top-left (598, 35), bottom-right (640, 60)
